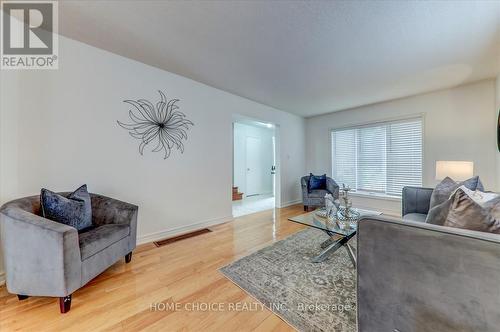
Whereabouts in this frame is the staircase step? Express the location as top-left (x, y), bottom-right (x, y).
top-left (232, 192), bottom-right (243, 201)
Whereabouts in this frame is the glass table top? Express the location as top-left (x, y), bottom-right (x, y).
top-left (288, 211), bottom-right (357, 237)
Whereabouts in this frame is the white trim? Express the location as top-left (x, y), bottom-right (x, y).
top-left (137, 215), bottom-right (233, 245)
top-left (279, 199), bottom-right (302, 208)
top-left (0, 271), bottom-right (5, 286)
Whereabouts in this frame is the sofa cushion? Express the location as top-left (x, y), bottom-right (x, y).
top-left (429, 176), bottom-right (484, 209)
top-left (308, 173), bottom-right (327, 192)
top-left (40, 184), bottom-right (92, 231)
top-left (443, 188), bottom-right (500, 233)
top-left (402, 213), bottom-right (427, 223)
top-left (79, 224), bottom-right (130, 260)
top-left (308, 189), bottom-right (327, 198)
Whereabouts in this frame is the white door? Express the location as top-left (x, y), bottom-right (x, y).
top-left (246, 136), bottom-right (262, 196)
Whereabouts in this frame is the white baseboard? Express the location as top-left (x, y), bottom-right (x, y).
top-left (0, 271), bottom-right (5, 286)
top-left (279, 199), bottom-right (302, 208)
top-left (137, 215), bottom-right (234, 245)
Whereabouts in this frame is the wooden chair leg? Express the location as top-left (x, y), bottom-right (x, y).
top-left (17, 295), bottom-right (29, 301)
top-left (125, 252), bottom-right (132, 263)
top-left (59, 295), bottom-right (72, 314)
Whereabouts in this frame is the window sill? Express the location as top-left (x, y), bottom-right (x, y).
top-left (348, 191), bottom-right (402, 202)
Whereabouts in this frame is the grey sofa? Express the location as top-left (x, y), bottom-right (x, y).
top-left (401, 186), bottom-right (434, 222)
top-left (357, 215), bottom-right (500, 331)
top-left (301, 175), bottom-right (340, 211)
top-left (0, 193), bottom-right (138, 313)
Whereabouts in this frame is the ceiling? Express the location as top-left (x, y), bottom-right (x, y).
top-left (58, 1), bottom-right (500, 117)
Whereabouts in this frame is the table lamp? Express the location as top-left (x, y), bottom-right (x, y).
top-left (435, 161), bottom-right (474, 181)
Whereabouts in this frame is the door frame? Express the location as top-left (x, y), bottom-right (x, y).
top-left (231, 115), bottom-right (281, 211)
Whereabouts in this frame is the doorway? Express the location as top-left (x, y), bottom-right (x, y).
top-left (232, 120), bottom-right (277, 217)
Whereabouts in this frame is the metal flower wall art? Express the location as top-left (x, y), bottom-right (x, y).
top-left (117, 91), bottom-right (194, 159)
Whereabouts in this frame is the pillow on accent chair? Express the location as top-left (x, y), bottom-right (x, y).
top-left (308, 173), bottom-right (327, 192)
top-left (443, 187), bottom-right (500, 233)
top-left (40, 184), bottom-right (92, 231)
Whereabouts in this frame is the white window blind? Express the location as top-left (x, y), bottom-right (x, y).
top-left (332, 118), bottom-right (422, 197)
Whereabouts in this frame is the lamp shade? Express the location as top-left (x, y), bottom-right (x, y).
top-left (435, 161), bottom-right (474, 181)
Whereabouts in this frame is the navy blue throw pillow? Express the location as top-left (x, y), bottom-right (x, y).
top-left (308, 173), bottom-right (327, 192)
top-left (40, 184), bottom-right (92, 231)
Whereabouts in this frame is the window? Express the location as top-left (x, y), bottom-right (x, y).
top-left (332, 117), bottom-right (422, 197)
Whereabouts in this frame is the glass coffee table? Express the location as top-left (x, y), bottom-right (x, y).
top-left (288, 211), bottom-right (358, 265)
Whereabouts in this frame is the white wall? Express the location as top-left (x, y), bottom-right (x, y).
top-left (0, 36), bottom-right (306, 280)
top-left (496, 74), bottom-right (500, 191)
top-left (497, 73), bottom-right (500, 108)
top-left (306, 79), bottom-right (498, 215)
top-left (0, 67), bottom-right (21, 285)
top-left (233, 122), bottom-right (274, 196)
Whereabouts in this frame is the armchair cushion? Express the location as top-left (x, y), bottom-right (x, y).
top-left (308, 189), bottom-right (328, 198)
top-left (402, 213), bottom-right (427, 223)
top-left (41, 184), bottom-right (92, 231)
top-left (78, 224), bottom-right (130, 260)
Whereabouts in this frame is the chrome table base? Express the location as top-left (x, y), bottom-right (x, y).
top-left (312, 231), bottom-right (356, 267)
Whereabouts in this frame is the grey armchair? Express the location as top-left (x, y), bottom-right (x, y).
top-left (401, 186), bottom-right (434, 222)
top-left (301, 175), bottom-right (340, 211)
top-left (0, 193), bottom-right (138, 313)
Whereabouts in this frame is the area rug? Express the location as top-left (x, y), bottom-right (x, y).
top-left (220, 228), bottom-right (357, 332)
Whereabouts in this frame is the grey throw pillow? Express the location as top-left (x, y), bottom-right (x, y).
top-left (40, 184), bottom-right (92, 231)
top-left (443, 188), bottom-right (500, 233)
top-left (425, 199), bottom-right (452, 225)
top-left (429, 176), bottom-right (484, 209)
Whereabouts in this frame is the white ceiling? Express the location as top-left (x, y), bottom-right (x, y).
top-left (58, 1), bottom-right (500, 117)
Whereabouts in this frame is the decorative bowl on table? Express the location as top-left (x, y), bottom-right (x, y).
top-left (336, 206), bottom-right (361, 229)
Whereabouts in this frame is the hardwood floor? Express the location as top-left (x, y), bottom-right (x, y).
top-left (0, 204), bottom-right (307, 331)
